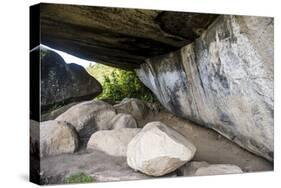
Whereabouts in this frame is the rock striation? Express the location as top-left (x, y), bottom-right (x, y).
top-left (41, 48), bottom-right (102, 112)
top-left (136, 16), bottom-right (274, 161)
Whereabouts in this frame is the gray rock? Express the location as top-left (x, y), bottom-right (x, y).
top-left (40, 48), bottom-right (101, 112)
top-left (178, 162), bottom-right (243, 176)
top-left (40, 120), bottom-right (78, 158)
top-left (136, 15), bottom-right (274, 161)
top-left (109, 113), bottom-right (138, 129)
top-left (41, 102), bottom-right (78, 121)
top-left (40, 150), bottom-right (151, 184)
top-left (177, 161), bottom-right (209, 176)
top-left (114, 98), bottom-right (150, 121)
top-left (55, 100), bottom-right (117, 148)
top-left (127, 121), bottom-right (196, 176)
top-left (90, 169), bottom-right (149, 182)
top-left (194, 164), bottom-right (243, 176)
top-left (40, 4), bottom-right (217, 69)
top-left (87, 128), bottom-right (141, 157)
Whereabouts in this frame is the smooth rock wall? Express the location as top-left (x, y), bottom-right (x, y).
top-left (136, 15), bottom-right (274, 161)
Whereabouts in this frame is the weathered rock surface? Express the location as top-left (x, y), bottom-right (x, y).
top-left (127, 121), bottom-right (196, 176)
top-left (40, 3), bottom-right (217, 69)
top-left (40, 149), bottom-right (151, 184)
top-left (40, 120), bottom-right (78, 158)
top-left (41, 102), bottom-right (78, 121)
top-left (139, 111), bottom-right (273, 172)
top-left (177, 161), bottom-right (243, 176)
top-left (41, 48), bottom-right (102, 112)
top-left (56, 100), bottom-right (117, 148)
top-left (136, 16), bottom-right (274, 161)
top-left (87, 128), bottom-right (140, 157)
top-left (194, 164), bottom-right (243, 176)
top-left (109, 113), bottom-right (138, 129)
top-left (177, 161), bottom-right (209, 176)
top-left (38, 3), bottom-right (273, 162)
top-left (114, 98), bottom-right (150, 121)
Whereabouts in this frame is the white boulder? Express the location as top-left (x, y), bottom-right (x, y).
top-left (87, 128), bottom-right (140, 157)
top-left (55, 100), bottom-right (117, 146)
top-left (127, 121), bottom-right (196, 176)
top-left (40, 120), bottom-right (78, 157)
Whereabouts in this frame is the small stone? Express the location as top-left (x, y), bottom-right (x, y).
top-left (195, 164), bottom-right (243, 176)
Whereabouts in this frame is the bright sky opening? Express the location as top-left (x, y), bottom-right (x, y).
top-left (41, 44), bottom-right (96, 68)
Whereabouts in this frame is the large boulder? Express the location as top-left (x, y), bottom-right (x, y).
top-left (127, 121), bottom-right (196, 176)
top-left (194, 164), bottom-right (243, 176)
top-left (136, 16), bottom-right (274, 161)
top-left (41, 102), bottom-right (78, 121)
top-left (109, 113), bottom-right (138, 129)
top-left (55, 100), bottom-right (117, 147)
top-left (40, 120), bottom-right (78, 158)
top-left (41, 48), bottom-right (102, 112)
top-left (87, 128), bottom-right (140, 157)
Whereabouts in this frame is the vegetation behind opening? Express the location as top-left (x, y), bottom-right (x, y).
top-left (86, 63), bottom-right (157, 102)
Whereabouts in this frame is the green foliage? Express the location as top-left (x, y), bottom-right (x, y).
top-left (65, 172), bottom-right (94, 184)
top-left (86, 63), bottom-right (157, 102)
top-left (86, 63), bottom-right (115, 83)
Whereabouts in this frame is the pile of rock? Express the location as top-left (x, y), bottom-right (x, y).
top-left (34, 98), bottom-right (243, 182)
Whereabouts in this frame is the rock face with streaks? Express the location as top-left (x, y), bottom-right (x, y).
top-left (41, 48), bottom-right (102, 112)
top-left (38, 3), bottom-right (273, 162)
top-left (136, 16), bottom-right (274, 161)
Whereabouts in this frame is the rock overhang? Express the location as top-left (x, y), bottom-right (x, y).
top-left (40, 3), bottom-right (218, 69)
